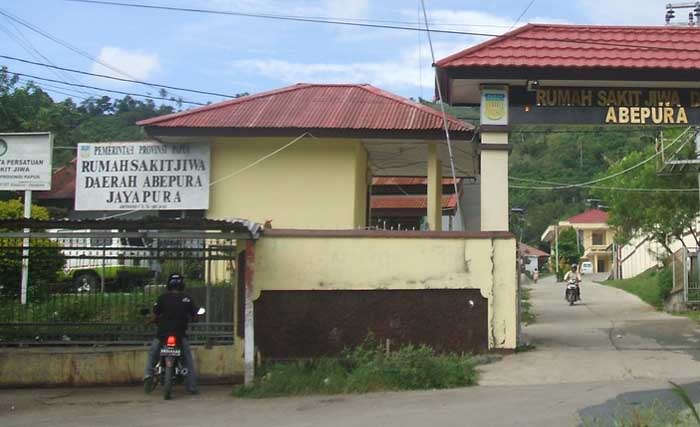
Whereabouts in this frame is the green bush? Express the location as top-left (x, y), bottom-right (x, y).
top-left (657, 266), bottom-right (674, 302)
top-left (0, 199), bottom-right (65, 300)
top-left (234, 340), bottom-right (478, 398)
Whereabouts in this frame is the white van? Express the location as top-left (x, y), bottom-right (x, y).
top-left (580, 261), bottom-right (594, 274)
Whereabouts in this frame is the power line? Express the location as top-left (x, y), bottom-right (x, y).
top-left (0, 54), bottom-right (235, 99)
top-left (66, 0), bottom-right (700, 54)
top-left (0, 17), bottom-right (92, 94)
top-left (421, 0), bottom-right (462, 220)
top-left (508, 127), bottom-right (695, 190)
top-left (1, 8), bottom-right (141, 84)
top-left (510, 0), bottom-right (536, 29)
top-left (17, 77), bottom-right (91, 100)
top-left (510, 184), bottom-right (697, 193)
top-left (5, 68), bottom-right (207, 105)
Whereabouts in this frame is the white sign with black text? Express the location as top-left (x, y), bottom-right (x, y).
top-left (0, 133), bottom-right (53, 191)
top-left (75, 141), bottom-right (210, 211)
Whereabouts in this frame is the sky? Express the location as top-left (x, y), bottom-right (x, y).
top-left (0, 0), bottom-right (674, 107)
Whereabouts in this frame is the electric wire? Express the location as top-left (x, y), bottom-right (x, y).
top-left (420, 0), bottom-right (463, 220)
top-left (4, 68), bottom-right (207, 105)
top-left (509, 127), bottom-right (694, 190)
top-left (0, 54), bottom-right (235, 99)
top-left (97, 132), bottom-right (315, 220)
top-left (510, 0), bottom-right (536, 30)
top-left (0, 17), bottom-right (95, 97)
top-left (0, 7), bottom-right (189, 101)
top-left (65, 0), bottom-right (700, 54)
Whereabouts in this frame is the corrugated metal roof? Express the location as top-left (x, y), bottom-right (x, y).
top-left (437, 24), bottom-right (700, 70)
top-left (371, 194), bottom-right (458, 210)
top-left (372, 177), bottom-right (458, 186)
top-left (519, 242), bottom-right (549, 257)
top-left (567, 209), bottom-right (609, 224)
top-left (137, 83), bottom-right (472, 132)
top-left (36, 160), bottom-right (76, 200)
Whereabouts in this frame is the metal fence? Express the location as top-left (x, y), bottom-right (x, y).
top-left (671, 246), bottom-right (700, 304)
top-left (0, 220), bottom-right (252, 346)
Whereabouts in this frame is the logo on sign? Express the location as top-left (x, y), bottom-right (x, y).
top-left (484, 93), bottom-right (506, 121)
top-left (0, 139), bottom-right (7, 157)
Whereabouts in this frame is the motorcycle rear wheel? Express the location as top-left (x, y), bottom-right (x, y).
top-left (163, 364), bottom-right (174, 400)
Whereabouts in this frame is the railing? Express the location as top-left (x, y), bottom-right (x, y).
top-left (0, 227), bottom-right (239, 346)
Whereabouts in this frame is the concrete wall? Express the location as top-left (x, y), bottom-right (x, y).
top-left (0, 345), bottom-right (240, 387)
top-left (249, 231), bottom-right (518, 350)
top-left (208, 137), bottom-right (367, 229)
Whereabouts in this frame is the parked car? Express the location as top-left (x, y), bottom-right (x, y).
top-left (48, 229), bottom-right (154, 292)
top-left (580, 261), bottom-right (593, 274)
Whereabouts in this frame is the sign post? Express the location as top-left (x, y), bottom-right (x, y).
top-left (0, 133), bottom-right (53, 304)
top-left (20, 190), bottom-right (31, 305)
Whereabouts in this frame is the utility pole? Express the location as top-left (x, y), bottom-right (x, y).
top-left (555, 225), bottom-right (559, 277)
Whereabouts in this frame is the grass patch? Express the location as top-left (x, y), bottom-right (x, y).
top-left (520, 286), bottom-right (536, 325)
top-left (233, 341), bottom-right (478, 398)
top-left (601, 268), bottom-right (670, 309)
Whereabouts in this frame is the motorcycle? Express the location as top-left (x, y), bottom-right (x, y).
top-left (565, 279), bottom-right (580, 306)
top-left (142, 307), bottom-right (206, 400)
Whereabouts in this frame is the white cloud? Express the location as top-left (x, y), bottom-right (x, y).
top-left (91, 47), bottom-right (160, 82)
top-left (577, 0), bottom-right (666, 25)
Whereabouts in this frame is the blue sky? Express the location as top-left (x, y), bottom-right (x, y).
top-left (0, 0), bottom-right (669, 107)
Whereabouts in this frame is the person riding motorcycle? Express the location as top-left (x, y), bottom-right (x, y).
top-left (143, 274), bottom-right (199, 394)
top-left (564, 264), bottom-right (582, 301)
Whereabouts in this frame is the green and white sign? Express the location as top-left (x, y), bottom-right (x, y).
top-left (0, 133), bottom-right (53, 191)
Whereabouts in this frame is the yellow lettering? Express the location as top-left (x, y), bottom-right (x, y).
top-left (605, 106), bottom-right (617, 123)
top-left (677, 107), bottom-right (688, 124)
top-left (618, 107), bottom-right (629, 123)
top-left (571, 90), bottom-right (581, 106)
top-left (691, 91), bottom-right (700, 108)
top-left (536, 89), bottom-right (546, 106)
top-left (630, 107), bottom-right (641, 124)
top-left (640, 107), bottom-right (651, 123)
top-left (652, 107), bottom-right (663, 124)
top-left (597, 90), bottom-right (608, 107)
top-left (581, 90), bottom-right (593, 107)
top-left (664, 107), bottom-right (674, 123)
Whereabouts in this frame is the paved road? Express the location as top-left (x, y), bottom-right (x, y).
top-left (4, 275), bottom-right (700, 426)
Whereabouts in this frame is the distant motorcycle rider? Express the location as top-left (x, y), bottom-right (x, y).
top-left (564, 264), bottom-right (582, 301)
top-left (143, 274), bottom-right (199, 394)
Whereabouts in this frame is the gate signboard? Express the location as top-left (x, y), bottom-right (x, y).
top-left (510, 86), bottom-right (700, 125)
top-left (75, 141), bottom-right (210, 211)
top-left (0, 133), bottom-right (53, 190)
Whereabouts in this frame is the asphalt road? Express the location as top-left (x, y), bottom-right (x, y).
top-left (4, 275), bottom-right (700, 426)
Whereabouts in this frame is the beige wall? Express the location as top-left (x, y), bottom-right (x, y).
top-left (480, 132), bottom-right (509, 232)
top-left (208, 137), bottom-right (368, 229)
top-left (0, 345), bottom-right (239, 387)
top-left (248, 233), bottom-right (518, 350)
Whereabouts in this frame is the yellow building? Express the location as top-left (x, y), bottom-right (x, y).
top-left (139, 83), bottom-right (518, 379)
top-left (541, 209), bottom-right (614, 273)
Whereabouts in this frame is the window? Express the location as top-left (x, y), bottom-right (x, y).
top-left (592, 231), bottom-right (605, 246)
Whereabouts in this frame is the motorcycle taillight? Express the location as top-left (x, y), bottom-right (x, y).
top-left (166, 335), bottom-right (177, 347)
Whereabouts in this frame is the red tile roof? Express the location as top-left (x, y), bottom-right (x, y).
top-left (567, 209), bottom-right (609, 224)
top-left (36, 160), bottom-right (76, 200)
top-left (437, 24), bottom-right (700, 70)
top-left (137, 83), bottom-right (472, 133)
top-left (519, 242), bottom-right (549, 258)
top-left (372, 177), bottom-right (458, 186)
top-left (371, 194), bottom-right (458, 210)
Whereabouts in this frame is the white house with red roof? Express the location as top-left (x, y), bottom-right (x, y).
top-left (541, 209), bottom-right (614, 274)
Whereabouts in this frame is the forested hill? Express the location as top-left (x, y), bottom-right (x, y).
top-left (0, 68), bottom-right (179, 166)
top-left (421, 101), bottom-right (662, 248)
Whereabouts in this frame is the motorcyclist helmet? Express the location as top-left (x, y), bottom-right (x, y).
top-left (571, 264), bottom-right (578, 271)
top-left (167, 273), bottom-right (185, 291)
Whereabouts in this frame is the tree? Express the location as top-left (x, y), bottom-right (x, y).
top-left (556, 227), bottom-right (583, 277)
top-left (0, 199), bottom-right (65, 300)
top-left (593, 132), bottom-right (699, 254)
